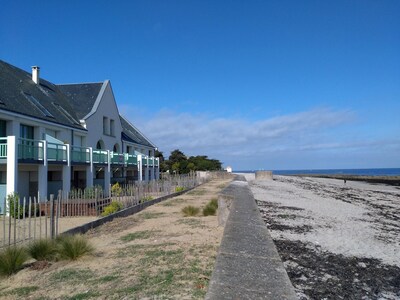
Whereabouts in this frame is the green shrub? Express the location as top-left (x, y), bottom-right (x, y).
top-left (141, 195), bottom-right (154, 202)
top-left (57, 235), bottom-right (94, 261)
top-left (28, 239), bottom-right (58, 261)
top-left (0, 246), bottom-right (29, 277)
top-left (203, 199), bottom-right (218, 216)
top-left (181, 206), bottom-right (200, 217)
top-left (101, 201), bottom-right (123, 217)
top-left (111, 182), bottom-right (123, 196)
top-left (7, 193), bottom-right (23, 219)
top-left (175, 186), bottom-right (185, 192)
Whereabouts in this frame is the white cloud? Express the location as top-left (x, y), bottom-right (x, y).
top-left (119, 105), bottom-right (400, 169)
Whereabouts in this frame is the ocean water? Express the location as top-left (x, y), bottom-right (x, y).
top-left (236, 168), bottom-right (400, 176)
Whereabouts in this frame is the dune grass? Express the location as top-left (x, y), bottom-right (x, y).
top-left (0, 246), bottom-right (29, 277)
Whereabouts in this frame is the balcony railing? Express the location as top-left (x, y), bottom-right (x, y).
top-left (126, 154), bottom-right (137, 165)
top-left (71, 146), bottom-right (90, 163)
top-left (0, 137), bottom-right (6, 158)
top-left (2, 137), bottom-right (159, 168)
top-left (47, 142), bottom-right (67, 162)
top-left (111, 152), bottom-right (125, 165)
top-left (93, 150), bottom-right (108, 164)
top-left (18, 138), bottom-right (44, 161)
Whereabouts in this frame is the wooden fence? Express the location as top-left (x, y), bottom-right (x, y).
top-left (1, 173), bottom-right (204, 248)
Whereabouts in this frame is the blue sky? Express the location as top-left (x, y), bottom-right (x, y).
top-left (1, 0), bottom-right (399, 170)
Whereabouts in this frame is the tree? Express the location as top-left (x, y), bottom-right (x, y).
top-left (155, 150), bottom-right (169, 173)
top-left (157, 149), bottom-right (222, 174)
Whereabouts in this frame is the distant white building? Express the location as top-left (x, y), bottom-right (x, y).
top-left (225, 166), bottom-right (232, 173)
top-left (0, 60), bottom-right (159, 213)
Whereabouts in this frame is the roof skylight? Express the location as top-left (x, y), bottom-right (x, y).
top-left (52, 102), bottom-right (80, 125)
top-left (23, 92), bottom-right (54, 118)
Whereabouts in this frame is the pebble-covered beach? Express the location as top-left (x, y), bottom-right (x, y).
top-left (248, 175), bottom-right (400, 300)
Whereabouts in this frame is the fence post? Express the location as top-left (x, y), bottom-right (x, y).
top-left (3, 197), bottom-right (6, 247)
top-left (13, 195), bottom-right (17, 245)
top-left (50, 194), bottom-right (55, 239)
top-left (95, 188), bottom-right (98, 217)
top-left (55, 191), bottom-right (61, 237)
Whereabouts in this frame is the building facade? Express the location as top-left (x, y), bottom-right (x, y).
top-left (0, 60), bottom-right (159, 214)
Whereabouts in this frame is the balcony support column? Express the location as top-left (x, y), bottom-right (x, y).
top-left (155, 158), bottom-right (160, 180)
top-left (105, 150), bottom-right (111, 197)
top-left (137, 154), bottom-right (142, 182)
top-left (144, 156), bottom-right (149, 182)
top-left (86, 147), bottom-right (93, 188)
top-left (151, 161), bottom-right (155, 181)
top-left (6, 136), bottom-right (18, 215)
top-left (61, 144), bottom-right (71, 198)
top-left (38, 164), bottom-right (48, 202)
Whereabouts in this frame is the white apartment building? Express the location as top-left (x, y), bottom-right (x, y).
top-left (0, 60), bottom-right (159, 214)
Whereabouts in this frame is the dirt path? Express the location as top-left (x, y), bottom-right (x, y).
top-left (0, 178), bottom-right (231, 300)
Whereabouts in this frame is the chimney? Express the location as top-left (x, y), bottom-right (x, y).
top-left (32, 66), bottom-right (40, 84)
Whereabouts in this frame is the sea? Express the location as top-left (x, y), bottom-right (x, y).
top-left (236, 168), bottom-right (400, 176)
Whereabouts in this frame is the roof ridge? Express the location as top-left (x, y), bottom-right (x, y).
top-left (57, 81), bottom-right (104, 86)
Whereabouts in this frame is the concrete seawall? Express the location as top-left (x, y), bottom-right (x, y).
top-left (206, 175), bottom-right (297, 299)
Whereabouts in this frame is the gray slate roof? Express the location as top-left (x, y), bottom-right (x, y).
top-left (0, 60), bottom-right (85, 130)
top-left (58, 83), bottom-right (103, 120)
top-left (120, 115), bottom-right (154, 148)
top-left (0, 60), bottom-right (155, 149)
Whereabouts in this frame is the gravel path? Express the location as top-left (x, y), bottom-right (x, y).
top-left (249, 175), bottom-right (400, 300)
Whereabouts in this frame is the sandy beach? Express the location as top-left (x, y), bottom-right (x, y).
top-left (248, 174), bottom-right (400, 300)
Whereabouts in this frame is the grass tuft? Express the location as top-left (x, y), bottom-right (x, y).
top-left (120, 230), bottom-right (159, 242)
top-left (28, 239), bottom-right (58, 261)
top-left (0, 246), bottom-right (29, 277)
top-left (203, 198), bottom-right (218, 216)
top-left (181, 205), bottom-right (200, 217)
top-left (57, 235), bottom-right (94, 261)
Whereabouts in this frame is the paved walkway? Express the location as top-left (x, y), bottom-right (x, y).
top-left (206, 175), bottom-right (297, 299)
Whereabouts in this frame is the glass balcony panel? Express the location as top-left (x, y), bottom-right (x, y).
top-left (0, 138), bottom-right (7, 158)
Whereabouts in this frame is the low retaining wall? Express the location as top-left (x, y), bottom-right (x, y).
top-left (255, 170), bottom-right (273, 180)
top-left (206, 175), bottom-right (297, 299)
top-left (62, 187), bottom-right (195, 236)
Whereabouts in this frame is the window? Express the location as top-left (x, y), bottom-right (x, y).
top-left (0, 120), bottom-right (6, 137)
top-left (113, 143), bottom-right (119, 153)
top-left (127, 146), bottom-right (132, 154)
top-left (103, 117), bottom-right (109, 135)
top-left (110, 119), bottom-right (115, 136)
top-left (20, 124), bottom-right (34, 139)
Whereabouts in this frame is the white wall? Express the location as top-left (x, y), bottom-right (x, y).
top-left (85, 82), bottom-right (123, 151)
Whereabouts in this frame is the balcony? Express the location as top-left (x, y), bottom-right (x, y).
top-left (71, 146), bottom-right (90, 164)
top-left (47, 142), bottom-right (67, 163)
top-left (0, 137), bottom-right (6, 158)
top-left (92, 150), bottom-right (108, 164)
top-left (18, 138), bottom-right (44, 161)
top-left (126, 154), bottom-right (137, 165)
top-left (111, 152), bottom-right (125, 165)
top-left (0, 136), bottom-right (159, 169)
